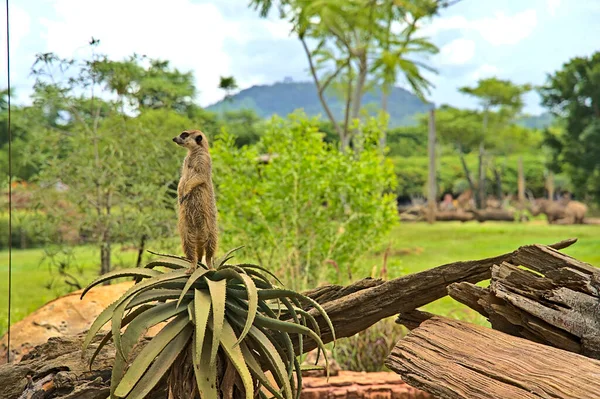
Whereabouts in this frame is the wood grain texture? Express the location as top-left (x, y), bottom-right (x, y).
top-left (447, 242), bottom-right (600, 359)
top-left (386, 316), bottom-right (600, 399)
top-left (299, 239), bottom-right (578, 353)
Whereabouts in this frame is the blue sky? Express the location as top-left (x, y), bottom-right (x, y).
top-left (1, 0), bottom-right (599, 115)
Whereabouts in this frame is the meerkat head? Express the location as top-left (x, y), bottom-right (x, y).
top-left (173, 130), bottom-right (209, 151)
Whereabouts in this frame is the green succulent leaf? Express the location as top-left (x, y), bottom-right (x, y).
top-left (206, 278), bottom-right (226, 369)
top-left (246, 325), bottom-right (292, 399)
top-left (220, 318), bottom-right (254, 399)
top-left (177, 267), bottom-right (212, 309)
top-left (114, 313), bottom-right (190, 397)
top-left (121, 300), bottom-right (190, 358)
top-left (192, 288), bottom-right (212, 364)
top-left (122, 324), bottom-right (193, 399)
top-left (88, 304), bottom-right (154, 369)
top-left (194, 327), bottom-right (218, 399)
top-left (81, 268), bottom-right (162, 299)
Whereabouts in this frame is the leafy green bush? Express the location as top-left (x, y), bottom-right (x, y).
top-left (82, 249), bottom-right (334, 399)
top-left (211, 112), bottom-right (398, 288)
top-left (0, 211), bottom-right (59, 250)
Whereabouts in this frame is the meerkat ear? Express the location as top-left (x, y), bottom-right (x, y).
top-left (195, 135), bottom-right (203, 145)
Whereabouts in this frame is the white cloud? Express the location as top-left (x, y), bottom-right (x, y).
top-left (547, 0), bottom-right (561, 16)
top-left (0, 4), bottom-right (31, 81)
top-left (438, 38), bottom-right (475, 65)
top-left (470, 64), bottom-right (500, 81)
top-left (36, 0), bottom-right (253, 106)
top-left (420, 9), bottom-right (538, 46)
top-left (471, 10), bottom-right (538, 46)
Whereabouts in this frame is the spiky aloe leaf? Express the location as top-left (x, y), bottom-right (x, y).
top-left (81, 268), bottom-right (162, 299)
top-left (220, 318), bottom-right (254, 399)
top-left (121, 324), bottom-right (193, 399)
top-left (176, 267), bottom-right (212, 309)
top-left (120, 300), bottom-right (190, 358)
top-left (88, 304), bottom-right (154, 369)
top-left (240, 341), bottom-right (285, 399)
top-left (107, 270), bottom-right (190, 359)
top-left (192, 288), bottom-right (212, 364)
top-left (236, 263), bottom-right (284, 286)
top-left (252, 313), bottom-right (328, 366)
top-left (194, 327), bottom-right (218, 399)
top-left (214, 268), bottom-right (258, 346)
top-left (128, 288), bottom-right (193, 309)
top-left (114, 313), bottom-right (190, 397)
top-left (206, 278), bottom-right (226, 369)
top-left (215, 245), bottom-right (244, 268)
top-left (246, 325), bottom-right (293, 399)
top-left (258, 289), bottom-right (336, 345)
top-left (144, 256), bottom-right (203, 271)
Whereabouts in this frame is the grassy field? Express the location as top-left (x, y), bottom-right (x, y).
top-left (1, 221), bottom-right (599, 336)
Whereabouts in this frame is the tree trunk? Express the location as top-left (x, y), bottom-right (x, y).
top-left (458, 150), bottom-right (476, 196)
top-left (379, 91), bottom-right (389, 151)
top-left (136, 234), bottom-right (148, 269)
top-left (387, 316), bottom-right (600, 399)
top-left (427, 109), bottom-right (437, 224)
top-left (477, 142), bottom-right (485, 209)
top-left (547, 171), bottom-right (555, 200)
top-left (100, 229), bottom-right (111, 285)
top-left (493, 166), bottom-right (503, 203)
top-left (447, 243), bottom-right (600, 359)
top-left (517, 156), bottom-right (525, 208)
top-left (350, 55), bottom-right (368, 153)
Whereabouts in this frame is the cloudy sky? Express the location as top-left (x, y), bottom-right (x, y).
top-left (2, 0), bottom-right (599, 115)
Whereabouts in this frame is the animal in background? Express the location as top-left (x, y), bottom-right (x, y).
top-left (173, 130), bottom-right (218, 271)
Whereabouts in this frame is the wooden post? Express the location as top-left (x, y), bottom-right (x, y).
top-left (427, 109), bottom-right (436, 224)
top-left (517, 156), bottom-right (525, 207)
top-left (547, 171), bottom-right (555, 200)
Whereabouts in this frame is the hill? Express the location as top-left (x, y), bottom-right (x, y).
top-left (517, 112), bottom-right (554, 129)
top-left (206, 80), bottom-right (433, 127)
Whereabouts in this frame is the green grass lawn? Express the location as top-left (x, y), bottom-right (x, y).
top-left (1, 221), bottom-right (599, 336)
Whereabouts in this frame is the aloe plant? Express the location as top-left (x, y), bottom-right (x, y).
top-left (81, 247), bottom-right (335, 399)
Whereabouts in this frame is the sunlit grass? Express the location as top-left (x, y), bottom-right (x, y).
top-left (1, 221), bottom-right (599, 337)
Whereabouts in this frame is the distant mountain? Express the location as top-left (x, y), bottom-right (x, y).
top-left (206, 80), bottom-right (433, 127)
top-left (517, 113), bottom-right (554, 129)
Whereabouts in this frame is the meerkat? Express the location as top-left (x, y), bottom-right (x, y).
top-left (173, 130), bottom-right (218, 271)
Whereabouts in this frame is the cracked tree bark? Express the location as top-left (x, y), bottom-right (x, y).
top-left (386, 316), bottom-right (600, 399)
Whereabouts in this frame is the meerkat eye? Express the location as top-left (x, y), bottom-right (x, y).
top-left (180, 132), bottom-right (189, 139)
top-left (195, 135), bottom-right (203, 144)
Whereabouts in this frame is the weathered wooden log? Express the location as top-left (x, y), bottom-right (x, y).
top-left (468, 208), bottom-right (515, 222)
top-left (447, 243), bottom-right (600, 359)
top-left (386, 316), bottom-right (600, 399)
top-left (299, 238), bottom-right (577, 353)
top-left (0, 239), bottom-right (577, 397)
top-left (0, 334), bottom-right (166, 399)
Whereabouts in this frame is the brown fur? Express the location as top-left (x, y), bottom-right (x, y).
top-left (529, 198), bottom-right (587, 224)
top-left (173, 130), bottom-right (218, 270)
top-left (565, 200), bottom-right (588, 224)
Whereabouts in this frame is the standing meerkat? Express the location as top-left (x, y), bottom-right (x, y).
top-left (173, 130), bottom-right (218, 271)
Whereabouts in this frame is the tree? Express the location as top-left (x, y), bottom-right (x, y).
top-left (459, 78), bottom-right (531, 207)
top-left (211, 111), bottom-right (398, 289)
top-left (218, 75), bottom-right (239, 102)
top-left (425, 105), bottom-right (482, 196)
top-left (539, 51), bottom-right (600, 202)
top-left (250, 0), bottom-right (447, 150)
top-left (24, 43), bottom-right (199, 278)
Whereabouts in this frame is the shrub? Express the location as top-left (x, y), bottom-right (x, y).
top-left (211, 112), bottom-right (398, 288)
